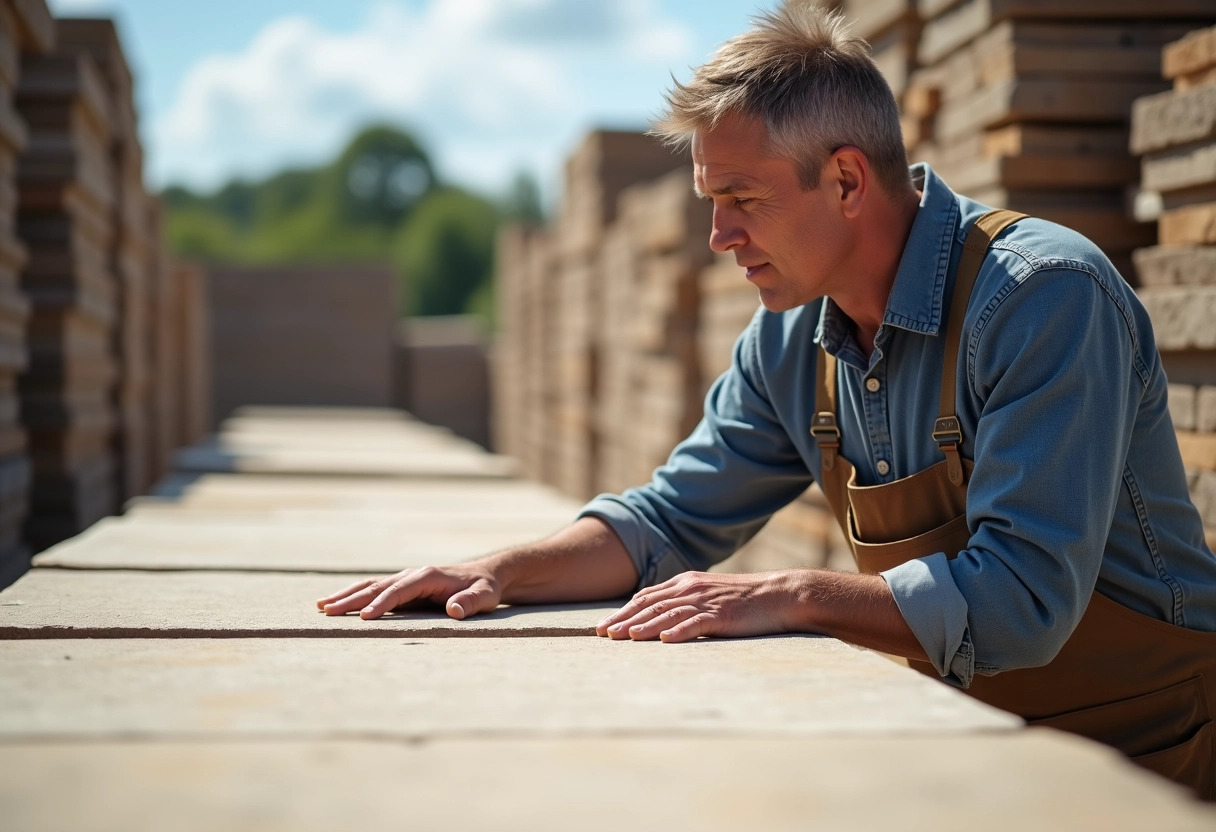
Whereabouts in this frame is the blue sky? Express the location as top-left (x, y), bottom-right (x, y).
top-left (47, 0), bottom-right (779, 200)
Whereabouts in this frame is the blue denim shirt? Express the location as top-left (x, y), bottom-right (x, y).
top-left (580, 163), bottom-right (1216, 688)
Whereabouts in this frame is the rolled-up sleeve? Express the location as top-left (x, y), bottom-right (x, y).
top-left (881, 264), bottom-right (1141, 686)
top-left (580, 312), bottom-right (815, 589)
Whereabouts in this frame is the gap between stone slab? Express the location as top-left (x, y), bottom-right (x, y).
top-left (0, 627), bottom-right (600, 640)
top-left (0, 725), bottom-right (1026, 746)
top-left (31, 565), bottom-right (387, 576)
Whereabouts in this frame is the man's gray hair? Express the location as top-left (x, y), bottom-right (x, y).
top-left (653, 1), bottom-right (911, 194)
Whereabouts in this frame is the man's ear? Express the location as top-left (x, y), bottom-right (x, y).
top-left (830, 147), bottom-right (868, 219)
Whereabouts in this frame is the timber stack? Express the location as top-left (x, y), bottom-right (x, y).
top-left (0, 0), bottom-right (51, 584)
top-left (1131, 24), bottom-right (1216, 548)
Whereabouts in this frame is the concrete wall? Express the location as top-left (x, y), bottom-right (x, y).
top-left (208, 266), bottom-right (397, 425)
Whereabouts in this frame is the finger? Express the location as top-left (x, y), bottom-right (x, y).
top-left (659, 612), bottom-right (716, 643)
top-left (624, 605), bottom-right (701, 641)
top-left (596, 584), bottom-right (683, 636)
top-left (360, 573), bottom-right (437, 619)
top-left (603, 594), bottom-right (687, 640)
top-left (446, 579), bottom-right (499, 620)
top-left (321, 582), bottom-right (388, 616)
top-left (316, 578), bottom-right (377, 610)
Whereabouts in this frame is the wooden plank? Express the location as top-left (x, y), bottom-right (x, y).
top-left (842, 0), bottom-right (917, 40)
top-left (940, 153), bottom-right (1138, 192)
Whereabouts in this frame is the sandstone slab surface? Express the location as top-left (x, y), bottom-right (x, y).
top-left (174, 440), bottom-right (517, 480)
top-left (0, 571), bottom-right (618, 638)
top-left (34, 514), bottom-right (569, 573)
top-left (0, 637), bottom-right (1018, 738)
top-left (2, 734), bottom-right (1213, 832)
top-left (141, 471), bottom-right (583, 514)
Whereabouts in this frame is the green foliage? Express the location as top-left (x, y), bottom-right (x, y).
top-left (394, 187), bottom-right (501, 318)
top-left (162, 124), bottom-right (504, 320)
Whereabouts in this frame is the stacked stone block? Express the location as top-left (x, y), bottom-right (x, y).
top-left (55, 19), bottom-right (155, 503)
top-left (1131, 24), bottom-right (1216, 547)
top-left (0, 0), bottom-right (50, 583)
top-left (594, 169), bottom-right (711, 496)
top-left (15, 26), bottom-right (121, 551)
top-left (549, 131), bottom-right (685, 500)
top-left (902, 0), bottom-right (1214, 279)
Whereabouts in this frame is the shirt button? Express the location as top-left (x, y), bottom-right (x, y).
top-left (865, 378), bottom-right (881, 393)
top-left (876, 460), bottom-right (891, 476)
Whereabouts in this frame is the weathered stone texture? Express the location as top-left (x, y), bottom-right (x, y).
top-left (1130, 84), bottom-right (1216, 155)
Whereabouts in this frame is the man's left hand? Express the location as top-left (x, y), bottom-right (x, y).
top-left (595, 570), bottom-right (801, 643)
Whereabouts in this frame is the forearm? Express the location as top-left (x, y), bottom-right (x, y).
top-left (788, 570), bottom-right (929, 661)
top-left (488, 517), bottom-right (639, 605)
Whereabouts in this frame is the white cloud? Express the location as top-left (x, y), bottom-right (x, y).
top-left (151, 0), bottom-right (694, 196)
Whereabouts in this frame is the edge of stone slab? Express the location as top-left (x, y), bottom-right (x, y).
top-left (0, 624), bottom-right (599, 640)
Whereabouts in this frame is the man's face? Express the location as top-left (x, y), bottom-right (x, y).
top-left (692, 112), bottom-right (849, 313)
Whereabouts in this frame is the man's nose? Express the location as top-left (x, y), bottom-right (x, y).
top-left (709, 208), bottom-right (746, 253)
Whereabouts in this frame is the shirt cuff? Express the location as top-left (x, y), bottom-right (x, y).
top-left (881, 552), bottom-right (974, 688)
top-left (577, 495), bottom-right (693, 590)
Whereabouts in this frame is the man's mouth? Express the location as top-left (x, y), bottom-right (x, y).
top-left (744, 264), bottom-right (768, 280)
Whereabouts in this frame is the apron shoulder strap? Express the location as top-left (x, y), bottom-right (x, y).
top-left (936, 209), bottom-right (1028, 486)
top-left (812, 347), bottom-right (840, 471)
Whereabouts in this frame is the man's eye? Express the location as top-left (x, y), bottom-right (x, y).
top-left (733, 197), bottom-right (753, 207)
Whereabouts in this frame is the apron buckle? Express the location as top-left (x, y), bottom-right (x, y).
top-left (932, 417), bottom-right (965, 486)
top-left (811, 412), bottom-right (841, 471)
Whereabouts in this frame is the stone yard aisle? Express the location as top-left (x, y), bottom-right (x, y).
top-left (1, 408), bottom-right (1214, 831)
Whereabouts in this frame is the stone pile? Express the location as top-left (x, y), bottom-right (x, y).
top-left (0, 8), bottom-right (209, 577)
top-left (54, 19), bottom-right (157, 505)
top-left (1131, 23), bottom-right (1216, 546)
top-left (14, 14), bottom-right (120, 552)
top-left (551, 131), bottom-right (686, 499)
top-left (0, 0), bottom-right (51, 585)
top-left (900, 0), bottom-right (1215, 279)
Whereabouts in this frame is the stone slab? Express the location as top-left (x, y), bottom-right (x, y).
top-left (0, 571), bottom-right (619, 638)
top-left (0, 637), bottom-right (1018, 738)
top-left (1139, 285), bottom-right (1216, 350)
top-left (2, 734), bottom-right (1213, 832)
top-left (33, 514), bottom-right (570, 572)
top-left (140, 471), bottom-right (583, 514)
top-left (1131, 84), bottom-right (1216, 155)
top-left (1160, 202), bottom-right (1216, 247)
top-left (1132, 245), bottom-right (1216, 287)
top-left (1164, 24), bottom-right (1216, 81)
top-left (1143, 142), bottom-right (1216, 194)
top-left (174, 440), bottom-right (517, 480)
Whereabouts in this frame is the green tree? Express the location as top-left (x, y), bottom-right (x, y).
top-left (394, 187), bottom-right (501, 318)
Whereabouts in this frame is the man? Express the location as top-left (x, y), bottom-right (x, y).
top-left (319, 2), bottom-right (1216, 796)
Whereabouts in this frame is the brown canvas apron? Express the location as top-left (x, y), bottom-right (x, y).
top-left (811, 209), bottom-right (1216, 799)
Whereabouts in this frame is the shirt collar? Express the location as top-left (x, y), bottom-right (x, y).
top-left (815, 163), bottom-right (961, 350)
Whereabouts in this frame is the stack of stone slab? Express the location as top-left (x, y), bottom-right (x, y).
top-left (54, 19), bottom-right (154, 503)
top-left (842, 0), bottom-right (920, 107)
top-left (491, 225), bottom-right (557, 486)
top-left (15, 17), bottom-right (122, 551)
top-left (905, 0), bottom-right (1215, 279)
top-left (1130, 24), bottom-right (1216, 547)
top-left (490, 225), bottom-right (530, 468)
top-left (0, 0), bottom-right (51, 585)
top-left (550, 131), bottom-right (684, 500)
top-left (594, 170), bottom-right (712, 496)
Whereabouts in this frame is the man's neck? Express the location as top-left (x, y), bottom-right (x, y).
top-left (835, 187), bottom-right (922, 361)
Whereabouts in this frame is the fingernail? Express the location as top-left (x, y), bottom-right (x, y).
top-left (361, 607), bottom-right (373, 614)
top-left (608, 624), bottom-right (622, 633)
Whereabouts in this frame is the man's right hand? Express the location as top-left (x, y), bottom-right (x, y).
top-left (315, 562), bottom-right (501, 620)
